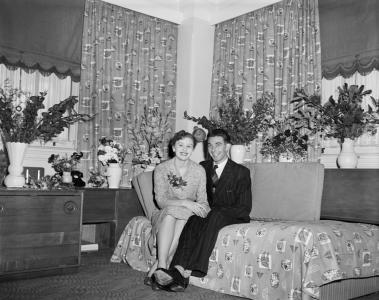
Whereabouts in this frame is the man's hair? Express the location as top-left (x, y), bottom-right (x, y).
top-left (207, 128), bottom-right (231, 144)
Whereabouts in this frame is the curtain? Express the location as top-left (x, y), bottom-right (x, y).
top-left (0, 0), bottom-right (85, 82)
top-left (211, 0), bottom-right (321, 116)
top-left (78, 0), bottom-right (177, 184)
top-left (319, 0), bottom-right (379, 79)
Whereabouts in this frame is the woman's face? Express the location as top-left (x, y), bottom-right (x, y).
top-left (173, 136), bottom-right (194, 161)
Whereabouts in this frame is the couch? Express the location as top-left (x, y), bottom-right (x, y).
top-left (112, 162), bottom-right (379, 300)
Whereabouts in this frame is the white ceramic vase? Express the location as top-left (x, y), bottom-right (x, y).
top-left (337, 138), bottom-right (358, 168)
top-left (107, 163), bottom-right (122, 188)
top-left (144, 165), bottom-right (155, 172)
top-left (230, 144), bottom-right (246, 164)
top-left (4, 142), bottom-right (29, 188)
top-left (62, 171), bottom-right (73, 183)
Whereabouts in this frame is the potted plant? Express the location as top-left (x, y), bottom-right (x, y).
top-left (97, 138), bottom-right (129, 188)
top-left (259, 114), bottom-right (309, 162)
top-left (184, 84), bottom-right (275, 163)
top-left (48, 152), bottom-right (83, 183)
top-left (0, 79), bottom-right (92, 187)
top-left (291, 84), bottom-right (379, 168)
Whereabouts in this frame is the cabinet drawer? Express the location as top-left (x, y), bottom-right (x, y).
top-left (0, 191), bottom-right (82, 279)
top-left (82, 189), bottom-right (116, 222)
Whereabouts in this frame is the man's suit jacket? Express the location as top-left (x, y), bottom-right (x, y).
top-left (200, 159), bottom-right (252, 222)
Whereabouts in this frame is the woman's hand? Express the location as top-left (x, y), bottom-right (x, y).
top-left (182, 200), bottom-right (208, 217)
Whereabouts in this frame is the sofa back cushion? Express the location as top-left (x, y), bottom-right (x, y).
top-left (248, 162), bottom-right (324, 221)
top-left (132, 171), bottom-right (157, 220)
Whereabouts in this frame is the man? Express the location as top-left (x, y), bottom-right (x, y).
top-left (155, 128), bottom-right (252, 291)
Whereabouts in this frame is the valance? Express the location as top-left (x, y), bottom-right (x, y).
top-left (0, 0), bottom-right (85, 82)
top-left (319, 0), bottom-right (379, 79)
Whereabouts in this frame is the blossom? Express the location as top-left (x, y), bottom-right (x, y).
top-left (97, 137), bottom-right (129, 166)
top-left (48, 152), bottom-right (83, 173)
top-left (0, 79), bottom-right (92, 143)
top-left (132, 146), bottom-right (162, 168)
top-left (128, 105), bottom-right (171, 167)
top-left (167, 171), bottom-right (187, 189)
top-left (291, 84), bottom-right (379, 142)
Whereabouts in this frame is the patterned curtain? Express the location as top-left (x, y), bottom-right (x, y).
top-left (78, 0), bottom-right (177, 185)
top-left (211, 0), bottom-right (321, 116)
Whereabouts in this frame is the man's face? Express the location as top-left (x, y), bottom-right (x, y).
top-left (208, 136), bottom-right (230, 164)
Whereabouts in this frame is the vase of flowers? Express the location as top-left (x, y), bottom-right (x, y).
top-left (128, 106), bottom-right (170, 172)
top-left (3, 142), bottom-right (28, 187)
top-left (260, 113), bottom-right (309, 162)
top-left (48, 152), bottom-right (83, 184)
top-left (292, 84), bottom-right (379, 168)
top-left (0, 79), bottom-right (92, 187)
top-left (184, 84), bottom-right (275, 163)
top-left (97, 138), bottom-right (128, 188)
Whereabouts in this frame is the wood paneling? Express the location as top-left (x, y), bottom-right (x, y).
top-left (0, 190), bottom-right (82, 280)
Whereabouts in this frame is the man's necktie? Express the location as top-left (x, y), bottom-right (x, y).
top-left (211, 165), bottom-right (219, 192)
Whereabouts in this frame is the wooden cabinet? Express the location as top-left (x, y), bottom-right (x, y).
top-left (82, 188), bottom-right (143, 248)
top-left (0, 190), bottom-right (82, 281)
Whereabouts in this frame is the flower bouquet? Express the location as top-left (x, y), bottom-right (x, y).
top-left (97, 138), bottom-right (129, 166)
top-left (260, 129), bottom-right (308, 161)
top-left (48, 152), bottom-right (83, 173)
top-left (128, 105), bottom-right (171, 169)
top-left (0, 79), bottom-right (92, 144)
top-left (291, 84), bottom-right (379, 143)
top-left (132, 146), bottom-right (163, 169)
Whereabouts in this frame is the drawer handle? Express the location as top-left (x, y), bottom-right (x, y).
top-left (64, 201), bottom-right (78, 214)
top-left (0, 204), bottom-right (4, 214)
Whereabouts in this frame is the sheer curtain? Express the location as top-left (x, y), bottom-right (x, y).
top-left (0, 64), bottom-right (79, 145)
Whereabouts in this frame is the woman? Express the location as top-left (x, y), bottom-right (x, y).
top-left (146, 130), bottom-right (210, 289)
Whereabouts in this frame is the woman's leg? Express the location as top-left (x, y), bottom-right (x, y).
top-left (167, 219), bottom-right (186, 265)
top-left (154, 215), bottom-right (176, 284)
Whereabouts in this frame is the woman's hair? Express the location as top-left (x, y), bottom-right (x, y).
top-left (207, 128), bottom-right (231, 144)
top-left (168, 130), bottom-right (195, 157)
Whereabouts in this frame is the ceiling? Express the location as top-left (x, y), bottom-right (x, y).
top-left (103, 0), bottom-right (279, 24)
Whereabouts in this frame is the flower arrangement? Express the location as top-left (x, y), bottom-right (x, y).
top-left (260, 129), bottom-right (308, 161)
top-left (184, 84), bottom-right (275, 145)
top-left (87, 170), bottom-right (107, 188)
top-left (291, 84), bottom-right (379, 143)
top-left (0, 79), bottom-right (92, 143)
top-left (260, 114), bottom-right (309, 161)
top-left (97, 137), bottom-right (129, 166)
top-left (128, 105), bottom-right (171, 167)
top-left (167, 171), bottom-right (187, 189)
top-left (48, 152), bottom-right (83, 173)
top-left (132, 146), bottom-right (163, 168)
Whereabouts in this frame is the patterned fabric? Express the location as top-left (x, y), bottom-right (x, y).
top-left (112, 217), bottom-right (379, 300)
top-left (151, 159), bottom-right (210, 236)
top-left (77, 0), bottom-right (178, 182)
top-left (211, 0), bottom-right (321, 116)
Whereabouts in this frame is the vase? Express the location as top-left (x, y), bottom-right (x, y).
top-left (107, 163), bottom-right (122, 188)
top-left (62, 171), bottom-right (73, 184)
top-left (230, 144), bottom-right (246, 164)
top-left (4, 142), bottom-right (29, 188)
top-left (337, 138), bottom-right (358, 168)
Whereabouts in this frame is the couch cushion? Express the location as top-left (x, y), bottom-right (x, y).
top-left (132, 171), bottom-right (157, 220)
top-left (248, 162), bottom-right (324, 221)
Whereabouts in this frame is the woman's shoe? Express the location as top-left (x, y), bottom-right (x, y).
top-left (150, 275), bottom-right (161, 291)
top-left (143, 276), bottom-right (152, 286)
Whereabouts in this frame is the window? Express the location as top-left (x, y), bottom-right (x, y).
top-left (0, 64), bottom-right (79, 148)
